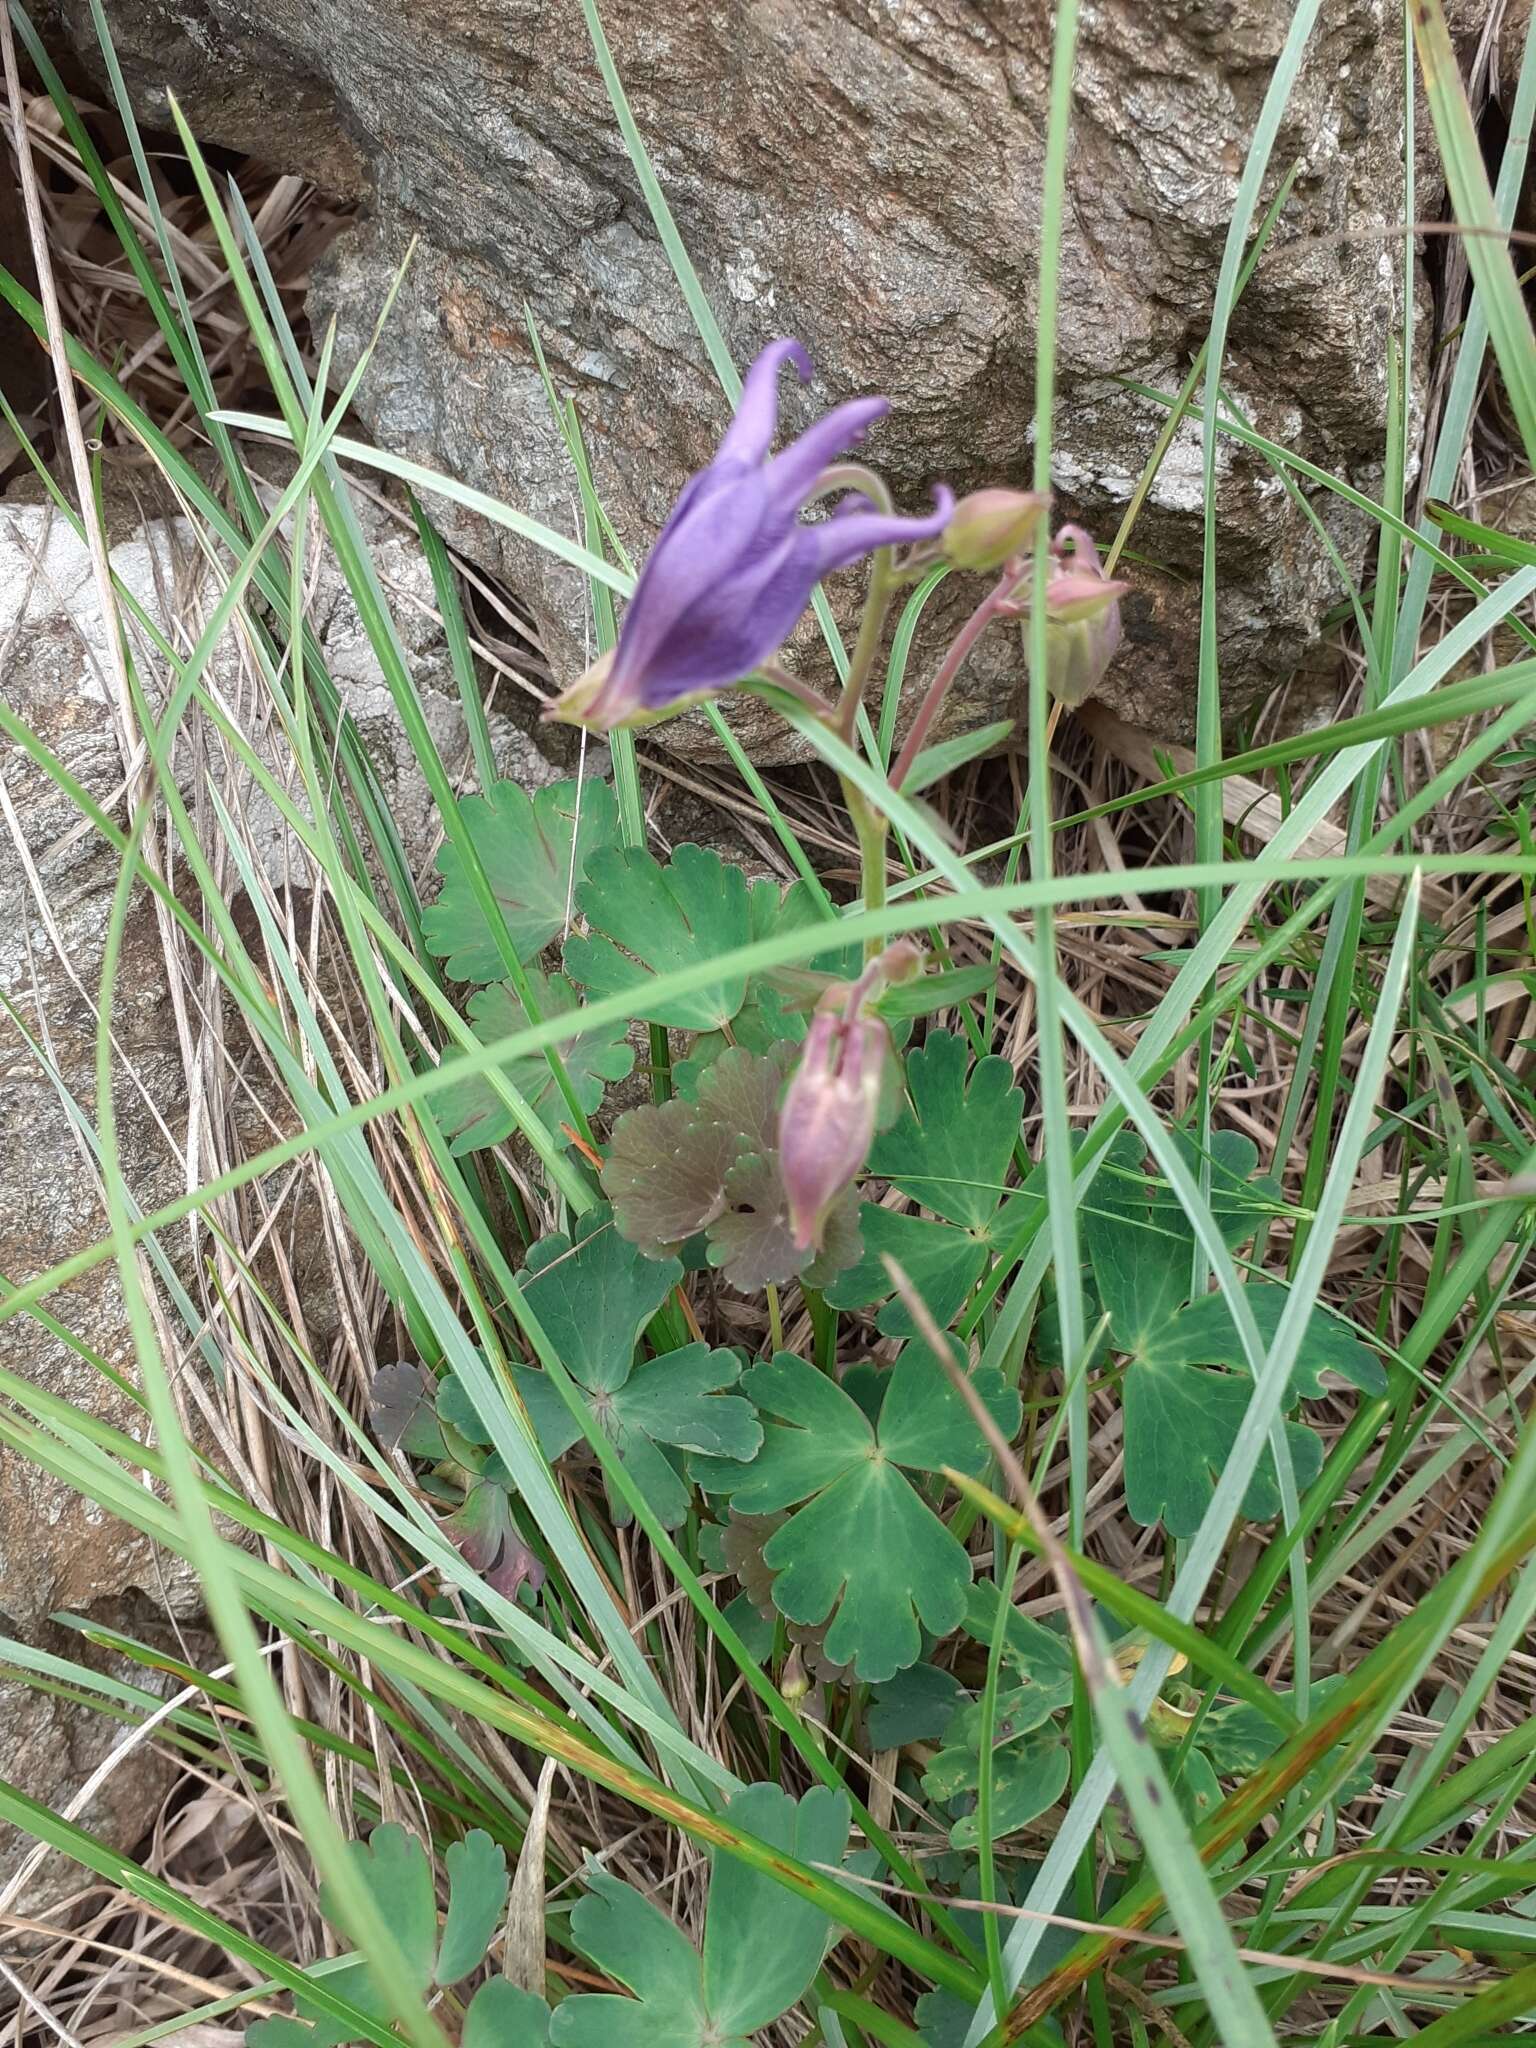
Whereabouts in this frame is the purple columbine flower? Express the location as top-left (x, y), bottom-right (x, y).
top-left (548, 338), bottom-right (954, 729)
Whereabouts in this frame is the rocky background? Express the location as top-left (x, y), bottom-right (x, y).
top-left (41, 0), bottom-right (1431, 758)
top-left (0, 480), bottom-right (557, 1910)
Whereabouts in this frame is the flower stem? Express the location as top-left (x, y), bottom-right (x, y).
top-left (835, 550), bottom-right (898, 743)
top-left (887, 565), bottom-right (1021, 791)
top-left (766, 1283), bottom-right (785, 1354)
top-left (755, 661), bottom-right (838, 719)
top-left (845, 778), bottom-right (889, 962)
top-left (806, 461), bottom-right (896, 513)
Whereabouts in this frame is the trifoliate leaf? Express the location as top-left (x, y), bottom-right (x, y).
top-left (766, 1462), bottom-right (974, 1684)
top-left (701, 1783), bottom-right (850, 2035)
top-left (368, 1362), bottom-right (448, 1461)
top-left (672, 984), bottom-right (804, 1095)
top-left (553, 1870), bottom-right (711, 2047)
top-left (318, 1824), bottom-right (436, 1994)
top-left (698, 1048), bottom-right (862, 1289)
top-left (503, 1212), bottom-right (752, 1526)
top-left (1194, 1692), bottom-right (1306, 1777)
top-left (720, 1588), bottom-right (776, 1663)
top-left (604, 1047), bottom-right (851, 1290)
top-left (1140, 1281), bottom-right (1387, 1399)
top-left (1123, 1357), bottom-right (1323, 1537)
top-left (521, 1206), bottom-right (680, 1395)
top-left (463, 1978), bottom-right (551, 2048)
top-left (874, 1342), bottom-right (1022, 1475)
top-left (717, 1511), bottom-right (853, 1682)
top-left (914, 1991), bottom-right (972, 2048)
top-left (925, 1726), bottom-right (1071, 1850)
top-left (961, 1583), bottom-right (1076, 1710)
top-left (434, 1371), bottom-right (494, 1446)
top-left (1170, 1745), bottom-right (1223, 1831)
top-left (822, 1036), bottom-right (1023, 1332)
top-left (706, 1150), bottom-right (817, 1292)
top-left (436, 973), bottom-right (634, 1154)
top-left (443, 1477), bottom-right (545, 1598)
top-left (604, 1094), bottom-right (742, 1251)
top-left (1079, 1128), bottom-right (1378, 1533)
top-left (1083, 1131), bottom-right (1192, 1338)
top-left (423, 777), bottom-right (620, 982)
top-left (438, 1831), bottom-right (510, 1984)
top-left (753, 874), bottom-right (862, 980)
top-left (603, 1044), bottom-right (788, 1254)
top-left (1085, 1129), bottom-right (1278, 1340)
top-left (719, 1509), bottom-right (781, 1616)
top-left (868, 1662), bottom-right (965, 1748)
top-left (1196, 1677), bottom-right (1375, 1807)
top-left (552, 1791), bottom-right (849, 2047)
top-left (870, 1031), bottom-right (1022, 1227)
top-left (692, 1038), bottom-right (788, 1139)
top-left (803, 1186), bottom-right (864, 1288)
top-left (1032, 1258), bottom-right (1114, 1372)
top-left (841, 1359), bottom-right (890, 1427)
top-left (824, 1205), bottom-right (989, 1335)
top-left (564, 843), bottom-right (752, 1031)
top-left (247, 2024), bottom-right (334, 2048)
top-left (692, 1349), bottom-right (1021, 1681)
top-left (285, 1955), bottom-right (383, 2044)
top-left (945, 1678), bottom-right (1062, 1753)
top-left (669, 879), bottom-right (860, 1091)
top-left (598, 1343), bottom-right (761, 1528)
top-left (614, 1345), bottom-right (762, 1461)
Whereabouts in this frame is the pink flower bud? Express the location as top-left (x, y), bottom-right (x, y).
top-left (1043, 525), bottom-right (1127, 706)
top-left (778, 1005), bottom-right (892, 1252)
top-left (941, 488), bottom-right (1051, 572)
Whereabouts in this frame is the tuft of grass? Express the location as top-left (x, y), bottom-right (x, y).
top-left (1, 2), bottom-right (1535, 2045)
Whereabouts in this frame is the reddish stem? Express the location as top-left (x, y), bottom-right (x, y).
top-left (755, 660), bottom-right (838, 720)
top-left (888, 566), bottom-right (1021, 791)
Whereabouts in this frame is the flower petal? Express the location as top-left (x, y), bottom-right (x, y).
top-left (715, 337), bottom-right (814, 469)
top-left (809, 486), bottom-right (956, 575)
top-left (603, 466), bottom-right (780, 707)
top-left (629, 526), bottom-right (828, 708)
top-left (765, 395), bottom-right (891, 507)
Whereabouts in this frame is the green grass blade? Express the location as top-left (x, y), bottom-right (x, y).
top-left (1411, 0), bottom-right (1536, 467)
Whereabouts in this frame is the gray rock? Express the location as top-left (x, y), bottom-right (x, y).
top-left (0, 482), bottom-right (549, 1914)
top-left (46, 0), bottom-right (1415, 759)
top-left (249, 480), bottom-right (564, 874)
top-left (0, 1612), bottom-right (205, 1939)
top-left (0, 500), bottom-right (204, 1914)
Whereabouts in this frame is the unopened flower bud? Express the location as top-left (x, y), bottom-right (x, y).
top-left (941, 488), bottom-right (1050, 572)
top-left (1043, 524), bottom-right (1128, 706)
top-left (779, 1003), bottom-right (892, 1252)
top-left (871, 938), bottom-right (925, 985)
top-left (780, 1643), bottom-right (811, 1704)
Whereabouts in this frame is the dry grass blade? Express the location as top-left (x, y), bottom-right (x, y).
top-left (827, 1863), bottom-right (1501, 2002)
top-left (503, 1757), bottom-right (557, 1997)
top-left (881, 1252), bottom-right (1102, 1682)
